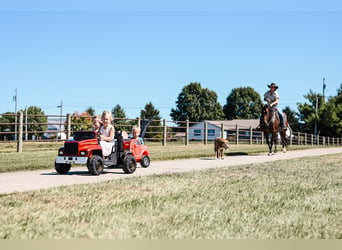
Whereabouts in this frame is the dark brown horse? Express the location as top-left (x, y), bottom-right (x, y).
top-left (260, 104), bottom-right (290, 155)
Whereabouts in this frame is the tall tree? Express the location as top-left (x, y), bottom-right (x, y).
top-left (85, 107), bottom-right (95, 116)
top-left (140, 102), bottom-right (162, 139)
top-left (283, 106), bottom-right (300, 132)
top-left (223, 87), bottom-right (262, 120)
top-left (112, 104), bottom-right (126, 119)
top-left (0, 112), bottom-right (15, 140)
top-left (112, 104), bottom-right (129, 131)
top-left (23, 106), bottom-right (48, 139)
top-left (317, 84), bottom-right (342, 137)
top-left (170, 82), bottom-right (224, 123)
top-left (297, 90), bottom-right (324, 134)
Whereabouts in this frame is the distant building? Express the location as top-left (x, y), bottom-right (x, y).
top-left (45, 118), bottom-right (66, 140)
top-left (189, 119), bottom-right (259, 141)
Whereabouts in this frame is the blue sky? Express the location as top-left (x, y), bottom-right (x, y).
top-left (1, 0), bottom-right (342, 119)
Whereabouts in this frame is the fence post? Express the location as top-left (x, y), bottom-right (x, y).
top-left (17, 111), bottom-right (23, 153)
top-left (304, 133), bottom-right (307, 145)
top-left (204, 121), bottom-right (208, 145)
top-left (311, 134), bottom-right (313, 145)
top-left (162, 119), bottom-right (167, 146)
top-left (67, 114), bottom-right (72, 139)
top-left (236, 124), bottom-right (239, 145)
top-left (185, 120), bottom-right (189, 146)
top-left (221, 123), bottom-right (224, 139)
top-left (249, 126), bottom-right (253, 145)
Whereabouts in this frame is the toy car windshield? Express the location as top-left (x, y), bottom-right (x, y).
top-left (73, 131), bottom-right (96, 141)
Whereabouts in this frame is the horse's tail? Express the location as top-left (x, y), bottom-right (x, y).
top-left (284, 125), bottom-right (292, 145)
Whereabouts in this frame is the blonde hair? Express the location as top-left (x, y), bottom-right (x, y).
top-left (132, 125), bottom-right (141, 134)
top-left (101, 111), bottom-right (113, 121)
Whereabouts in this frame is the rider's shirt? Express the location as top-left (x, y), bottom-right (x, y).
top-left (264, 90), bottom-right (279, 107)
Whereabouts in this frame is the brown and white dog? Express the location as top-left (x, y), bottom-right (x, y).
top-left (214, 138), bottom-right (229, 160)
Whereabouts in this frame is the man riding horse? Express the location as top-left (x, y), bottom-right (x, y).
top-left (260, 83), bottom-right (287, 130)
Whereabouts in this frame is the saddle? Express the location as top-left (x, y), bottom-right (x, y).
top-left (259, 106), bottom-right (287, 130)
top-left (272, 107), bottom-right (287, 130)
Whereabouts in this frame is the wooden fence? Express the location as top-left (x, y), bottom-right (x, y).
top-left (1, 112), bottom-right (341, 152)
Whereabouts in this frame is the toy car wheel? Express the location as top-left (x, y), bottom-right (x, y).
top-left (87, 155), bottom-right (104, 175)
top-left (122, 154), bottom-right (137, 174)
top-left (55, 163), bottom-right (71, 174)
top-left (140, 155), bottom-right (150, 168)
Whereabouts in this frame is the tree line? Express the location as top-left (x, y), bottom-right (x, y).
top-left (1, 82), bottom-right (341, 139)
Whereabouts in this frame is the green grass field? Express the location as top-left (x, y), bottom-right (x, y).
top-left (0, 153), bottom-right (341, 239)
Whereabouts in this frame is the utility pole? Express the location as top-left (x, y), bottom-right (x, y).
top-left (13, 89), bottom-right (18, 141)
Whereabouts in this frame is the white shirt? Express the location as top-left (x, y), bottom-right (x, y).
top-left (99, 125), bottom-right (114, 140)
top-left (264, 90), bottom-right (279, 107)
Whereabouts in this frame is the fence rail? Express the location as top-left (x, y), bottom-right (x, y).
top-left (1, 112), bottom-right (341, 152)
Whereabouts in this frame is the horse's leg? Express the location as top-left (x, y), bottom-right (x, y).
top-left (265, 134), bottom-right (272, 156)
top-left (273, 132), bottom-right (277, 154)
top-left (280, 131), bottom-right (287, 153)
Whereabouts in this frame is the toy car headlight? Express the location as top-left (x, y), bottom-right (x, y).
top-left (80, 151), bottom-right (87, 156)
top-left (58, 149), bottom-right (64, 156)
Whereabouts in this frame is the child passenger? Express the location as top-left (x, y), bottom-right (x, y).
top-left (98, 111), bottom-right (115, 157)
top-left (92, 115), bottom-right (102, 133)
top-left (132, 125), bottom-right (144, 144)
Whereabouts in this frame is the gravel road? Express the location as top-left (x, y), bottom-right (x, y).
top-left (1, 147), bottom-right (341, 194)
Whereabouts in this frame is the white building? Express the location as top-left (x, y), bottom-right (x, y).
top-left (189, 119), bottom-right (259, 141)
top-left (45, 118), bottom-right (66, 140)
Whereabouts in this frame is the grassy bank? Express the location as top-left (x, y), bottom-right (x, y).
top-left (0, 153), bottom-right (341, 239)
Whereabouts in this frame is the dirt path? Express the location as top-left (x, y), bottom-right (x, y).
top-left (1, 147), bottom-right (341, 194)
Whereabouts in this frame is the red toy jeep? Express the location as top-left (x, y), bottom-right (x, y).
top-left (55, 131), bottom-right (150, 175)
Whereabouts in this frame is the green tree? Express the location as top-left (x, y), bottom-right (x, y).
top-left (283, 106), bottom-right (300, 132)
top-left (170, 82), bottom-right (224, 123)
top-left (85, 107), bottom-right (95, 116)
top-left (297, 90), bottom-right (324, 134)
top-left (68, 112), bottom-right (92, 133)
top-left (0, 112), bottom-right (15, 140)
top-left (112, 104), bottom-right (126, 119)
top-left (317, 84), bottom-right (342, 137)
top-left (223, 87), bottom-right (263, 120)
top-left (112, 104), bottom-right (130, 131)
top-left (140, 102), bottom-right (162, 139)
top-left (22, 106), bottom-right (48, 139)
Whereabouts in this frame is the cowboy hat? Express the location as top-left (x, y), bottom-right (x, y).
top-left (267, 83), bottom-right (279, 89)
